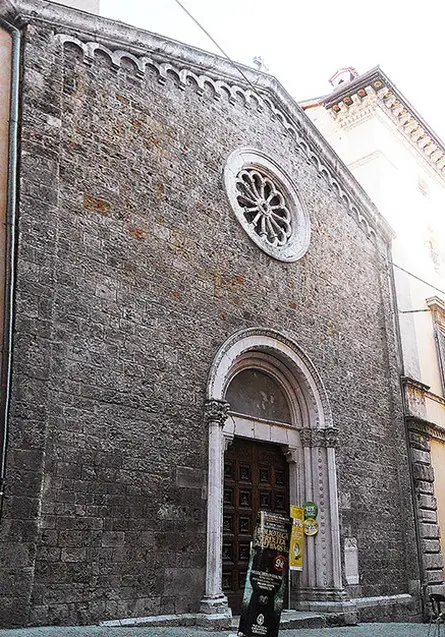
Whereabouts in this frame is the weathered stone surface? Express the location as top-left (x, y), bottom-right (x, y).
top-left (413, 463), bottom-right (435, 482)
top-left (409, 432), bottom-right (431, 451)
top-left (418, 509), bottom-right (437, 522)
top-left (424, 569), bottom-right (445, 584)
top-left (419, 494), bottom-right (437, 510)
top-left (420, 523), bottom-right (441, 539)
top-left (421, 539), bottom-right (441, 553)
top-left (176, 467), bottom-right (203, 490)
top-left (0, 1), bottom-right (418, 629)
top-left (411, 449), bottom-right (431, 465)
top-left (424, 553), bottom-right (445, 570)
top-left (416, 480), bottom-right (435, 495)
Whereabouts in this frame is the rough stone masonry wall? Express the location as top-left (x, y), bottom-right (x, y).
top-left (0, 14), bottom-right (418, 627)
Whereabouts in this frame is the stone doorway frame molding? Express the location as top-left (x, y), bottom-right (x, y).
top-left (198, 328), bottom-right (344, 625)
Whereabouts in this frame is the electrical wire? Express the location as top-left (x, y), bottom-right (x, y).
top-left (399, 309), bottom-right (429, 314)
top-left (173, 0), bottom-right (261, 92)
top-left (391, 262), bottom-right (445, 297)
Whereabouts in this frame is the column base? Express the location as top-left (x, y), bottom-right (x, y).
top-left (293, 588), bottom-right (357, 625)
top-left (295, 586), bottom-right (349, 603)
top-left (196, 595), bottom-right (232, 630)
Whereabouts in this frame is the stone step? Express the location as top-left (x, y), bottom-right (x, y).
top-left (231, 610), bottom-right (327, 631)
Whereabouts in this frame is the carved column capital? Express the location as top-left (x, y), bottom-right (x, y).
top-left (324, 427), bottom-right (339, 448)
top-left (299, 427), bottom-right (313, 448)
top-left (312, 428), bottom-right (326, 448)
top-left (299, 427), bottom-right (339, 448)
top-left (204, 399), bottom-right (230, 427)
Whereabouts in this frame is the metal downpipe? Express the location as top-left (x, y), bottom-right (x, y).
top-left (0, 15), bottom-right (20, 523)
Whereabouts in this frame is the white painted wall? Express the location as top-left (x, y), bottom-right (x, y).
top-left (307, 98), bottom-right (445, 397)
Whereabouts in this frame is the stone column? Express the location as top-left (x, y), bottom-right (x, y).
top-left (284, 446), bottom-right (300, 506)
top-left (297, 427), bottom-right (345, 600)
top-left (285, 445), bottom-right (302, 607)
top-left (300, 428), bottom-right (316, 588)
top-left (325, 427), bottom-right (343, 590)
top-left (199, 399), bottom-right (232, 624)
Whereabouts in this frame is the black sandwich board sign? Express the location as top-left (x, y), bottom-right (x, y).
top-left (237, 510), bottom-right (292, 637)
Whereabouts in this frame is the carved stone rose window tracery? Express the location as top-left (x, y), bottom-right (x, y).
top-left (224, 148), bottom-right (310, 262)
top-left (236, 169), bottom-right (292, 247)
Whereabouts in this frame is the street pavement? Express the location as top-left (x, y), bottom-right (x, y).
top-left (0, 624), bottom-right (434, 637)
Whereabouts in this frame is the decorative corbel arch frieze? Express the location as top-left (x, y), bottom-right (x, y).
top-left (54, 32), bottom-right (382, 242)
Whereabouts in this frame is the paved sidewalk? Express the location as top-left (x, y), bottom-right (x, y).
top-left (0, 624), bottom-right (432, 637)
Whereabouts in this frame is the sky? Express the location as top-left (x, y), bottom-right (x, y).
top-left (99, 0), bottom-right (445, 140)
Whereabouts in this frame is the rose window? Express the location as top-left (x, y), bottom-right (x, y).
top-left (236, 169), bottom-right (292, 247)
top-left (224, 148), bottom-right (310, 262)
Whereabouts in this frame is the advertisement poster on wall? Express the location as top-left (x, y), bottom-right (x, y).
top-left (289, 505), bottom-right (304, 571)
top-left (302, 501), bottom-right (319, 537)
top-left (237, 510), bottom-right (292, 637)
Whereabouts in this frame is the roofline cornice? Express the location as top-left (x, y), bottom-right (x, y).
top-left (322, 68), bottom-right (445, 182)
top-left (1, 0), bottom-right (394, 241)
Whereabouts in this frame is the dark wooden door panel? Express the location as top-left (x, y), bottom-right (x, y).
top-left (223, 437), bottom-right (289, 614)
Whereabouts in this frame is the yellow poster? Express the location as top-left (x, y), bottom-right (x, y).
top-left (289, 505), bottom-right (304, 571)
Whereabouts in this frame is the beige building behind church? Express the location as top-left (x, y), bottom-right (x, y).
top-left (303, 67), bottom-right (445, 602)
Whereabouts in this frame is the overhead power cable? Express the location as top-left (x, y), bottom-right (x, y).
top-left (391, 262), bottom-right (445, 298)
top-left (173, 0), bottom-right (260, 92)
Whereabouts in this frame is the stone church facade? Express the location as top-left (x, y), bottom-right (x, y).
top-left (0, 0), bottom-right (421, 628)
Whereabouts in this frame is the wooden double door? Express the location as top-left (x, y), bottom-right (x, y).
top-left (222, 437), bottom-right (290, 614)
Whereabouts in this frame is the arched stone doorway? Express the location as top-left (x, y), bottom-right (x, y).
top-left (199, 328), bottom-right (344, 621)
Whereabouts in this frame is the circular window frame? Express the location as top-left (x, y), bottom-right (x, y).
top-left (223, 147), bottom-right (311, 262)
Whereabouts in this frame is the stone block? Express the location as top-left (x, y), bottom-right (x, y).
top-left (424, 569), bottom-right (445, 584)
top-left (176, 467), bottom-right (203, 489)
top-left (419, 509), bottom-right (437, 522)
top-left (411, 449), bottom-right (431, 464)
top-left (424, 553), bottom-right (445, 570)
top-left (422, 539), bottom-right (441, 553)
top-left (0, 543), bottom-right (34, 570)
top-left (0, 597), bottom-right (31, 626)
top-left (61, 548), bottom-right (87, 563)
top-left (409, 432), bottom-right (430, 451)
top-left (101, 532), bottom-right (125, 548)
top-left (28, 604), bottom-right (49, 627)
top-left (420, 523), bottom-right (441, 539)
top-left (416, 480), bottom-right (435, 495)
top-left (9, 449), bottom-right (43, 471)
top-left (419, 494), bottom-right (437, 510)
top-left (344, 538), bottom-right (359, 585)
top-left (163, 568), bottom-right (204, 598)
top-left (131, 596), bottom-right (161, 617)
top-left (413, 463), bottom-right (435, 482)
